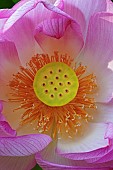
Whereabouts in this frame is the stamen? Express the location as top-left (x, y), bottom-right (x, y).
top-left (9, 51), bottom-right (97, 139)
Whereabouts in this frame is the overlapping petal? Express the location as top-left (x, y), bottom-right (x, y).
top-left (0, 121), bottom-right (16, 137)
top-left (0, 101), bottom-right (16, 137)
top-left (0, 134), bottom-right (51, 156)
top-left (57, 123), bottom-right (108, 154)
top-left (107, 0), bottom-right (113, 13)
top-left (77, 12), bottom-right (113, 103)
top-left (62, 0), bottom-right (107, 36)
top-left (2, 0), bottom-right (83, 66)
top-left (35, 141), bottom-right (113, 170)
top-left (0, 0), bottom-right (113, 170)
top-left (35, 15), bottom-right (83, 58)
top-left (0, 40), bottom-right (20, 100)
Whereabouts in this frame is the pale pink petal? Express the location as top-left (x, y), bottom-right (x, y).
top-left (0, 121), bottom-right (16, 137)
top-left (0, 40), bottom-right (20, 100)
top-left (35, 15), bottom-right (83, 58)
top-left (3, 0), bottom-right (73, 65)
top-left (0, 101), bottom-right (16, 138)
top-left (0, 9), bottom-right (14, 32)
top-left (105, 122), bottom-right (113, 140)
top-left (3, 17), bottom-right (43, 66)
top-left (106, 0), bottom-right (113, 13)
top-left (54, 0), bottom-right (64, 9)
top-left (0, 154), bottom-right (36, 170)
top-left (35, 142), bottom-right (90, 169)
top-left (63, 0), bottom-right (106, 25)
top-left (85, 123), bottom-right (113, 163)
top-left (0, 134), bottom-right (51, 156)
top-left (0, 102), bottom-right (5, 121)
top-left (0, 19), bottom-right (6, 32)
top-left (77, 13), bottom-right (113, 103)
top-left (35, 143), bottom-right (111, 170)
top-left (61, 0), bottom-right (86, 35)
top-left (3, 0), bottom-right (74, 33)
top-left (12, 0), bottom-right (32, 10)
top-left (93, 99), bottom-right (113, 123)
top-left (0, 114), bottom-right (5, 121)
top-left (0, 102), bottom-right (3, 113)
top-left (108, 60), bottom-right (113, 71)
top-left (57, 123), bottom-right (108, 154)
top-left (36, 157), bottom-right (110, 170)
top-left (0, 9), bottom-right (13, 18)
top-left (59, 123), bottom-right (113, 162)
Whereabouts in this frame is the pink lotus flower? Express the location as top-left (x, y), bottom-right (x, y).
top-left (0, 0), bottom-right (113, 169)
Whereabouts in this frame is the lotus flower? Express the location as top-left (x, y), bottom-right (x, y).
top-left (0, 0), bottom-right (113, 169)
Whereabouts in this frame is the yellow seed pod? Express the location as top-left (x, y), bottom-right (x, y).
top-left (33, 62), bottom-right (79, 106)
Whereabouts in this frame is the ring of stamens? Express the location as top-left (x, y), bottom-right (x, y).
top-left (9, 51), bottom-right (97, 139)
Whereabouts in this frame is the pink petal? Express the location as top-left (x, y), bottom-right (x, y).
top-left (0, 134), bottom-right (51, 156)
top-left (0, 19), bottom-right (6, 32)
top-left (108, 60), bottom-right (113, 71)
top-left (106, 0), bottom-right (113, 13)
top-left (3, 0), bottom-right (70, 65)
top-left (0, 9), bottom-right (13, 18)
top-left (35, 15), bottom-right (83, 58)
top-left (0, 154), bottom-right (36, 170)
top-left (77, 13), bottom-right (113, 103)
top-left (54, 0), bottom-right (64, 9)
top-left (35, 145), bottom-right (111, 170)
top-left (61, 0), bottom-right (86, 36)
top-left (3, 16), bottom-right (42, 66)
top-left (93, 99), bottom-right (113, 123)
top-left (85, 123), bottom-right (113, 163)
top-left (36, 157), bottom-right (109, 170)
top-left (0, 102), bottom-right (5, 121)
top-left (0, 121), bottom-right (16, 137)
top-left (63, 0), bottom-right (106, 26)
top-left (0, 9), bottom-right (13, 31)
top-left (3, 0), bottom-right (74, 33)
top-left (58, 122), bottom-right (113, 162)
top-left (0, 102), bottom-right (3, 113)
top-left (105, 122), bottom-right (113, 140)
top-left (0, 40), bottom-right (20, 100)
top-left (57, 123), bottom-right (108, 154)
top-left (0, 100), bottom-right (16, 138)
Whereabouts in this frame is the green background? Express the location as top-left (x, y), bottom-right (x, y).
top-left (0, 0), bottom-right (113, 169)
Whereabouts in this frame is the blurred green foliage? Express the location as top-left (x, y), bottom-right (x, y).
top-left (32, 164), bottom-right (42, 170)
top-left (12, 0), bottom-right (20, 3)
top-left (0, 0), bottom-right (14, 8)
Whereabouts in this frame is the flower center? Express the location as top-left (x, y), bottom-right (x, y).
top-left (8, 52), bottom-right (97, 139)
top-left (33, 62), bottom-right (79, 106)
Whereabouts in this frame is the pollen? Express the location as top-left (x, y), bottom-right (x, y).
top-left (9, 51), bottom-right (97, 139)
